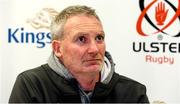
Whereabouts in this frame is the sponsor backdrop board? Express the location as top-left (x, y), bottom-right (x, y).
top-left (0, 0), bottom-right (180, 103)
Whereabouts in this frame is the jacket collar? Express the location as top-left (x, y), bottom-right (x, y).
top-left (47, 51), bottom-right (115, 84)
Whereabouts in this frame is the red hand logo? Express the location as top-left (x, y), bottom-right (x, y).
top-left (155, 2), bottom-right (169, 25)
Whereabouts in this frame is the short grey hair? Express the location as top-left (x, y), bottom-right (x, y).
top-left (50, 5), bottom-right (101, 40)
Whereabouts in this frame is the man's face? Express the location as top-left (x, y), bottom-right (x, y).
top-left (57, 15), bottom-right (105, 76)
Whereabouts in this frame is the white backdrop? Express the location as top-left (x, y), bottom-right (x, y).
top-left (1, 0), bottom-right (180, 103)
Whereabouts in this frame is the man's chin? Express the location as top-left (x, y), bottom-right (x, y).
top-left (84, 65), bottom-right (101, 72)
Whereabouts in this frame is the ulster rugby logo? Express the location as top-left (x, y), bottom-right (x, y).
top-left (136, 0), bottom-right (180, 37)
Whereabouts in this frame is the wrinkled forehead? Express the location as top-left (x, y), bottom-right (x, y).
top-left (64, 15), bottom-right (103, 33)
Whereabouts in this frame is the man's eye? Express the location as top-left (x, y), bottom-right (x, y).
top-left (78, 36), bottom-right (86, 43)
top-left (96, 35), bottom-right (104, 42)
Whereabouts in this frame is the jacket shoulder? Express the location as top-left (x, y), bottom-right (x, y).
top-left (15, 64), bottom-right (58, 90)
top-left (20, 64), bottom-right (47, 74)
top-left (112, 72), bottom-right (148, 97)
top-left (18, 64), bottom-right (55, 79)
top-left (109, 73), bottom-right (149, 102)
top-left (114, 72), bottom-right (146, 87)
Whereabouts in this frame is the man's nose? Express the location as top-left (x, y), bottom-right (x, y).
top-left (88, 41), bottom-right (99, 54)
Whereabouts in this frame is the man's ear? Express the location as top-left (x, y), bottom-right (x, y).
top-left (52, 40), bottom-right (62, 57)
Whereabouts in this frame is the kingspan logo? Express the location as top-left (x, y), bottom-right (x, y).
top-left (8, 8), bottom-right (58, 48)
top-left (133, 0), bottom-right (180, 65)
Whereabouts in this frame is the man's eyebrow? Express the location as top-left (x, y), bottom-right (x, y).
top-left (99, 31), bottom-right (105, 36)
top-left (73, 31), bottom-right (105, 38)
top-left (75, 32), bottom-right (89, 36)
top-left (72, 32), bottom-right (88, 40)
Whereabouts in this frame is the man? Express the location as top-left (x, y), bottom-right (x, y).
top-left (9, 5), bottom-right (149, 103)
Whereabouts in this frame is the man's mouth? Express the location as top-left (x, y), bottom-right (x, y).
top-left (83, 59), bottom-right (102, 65)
